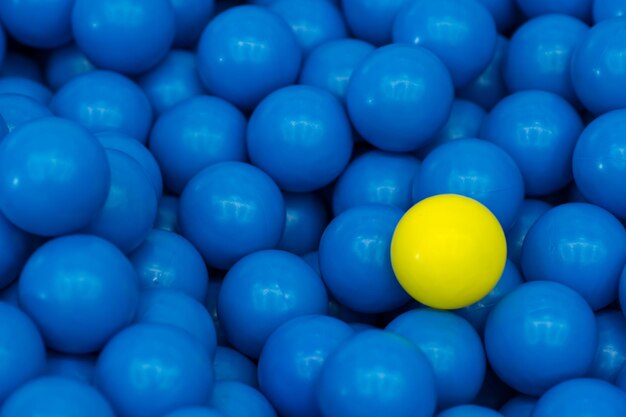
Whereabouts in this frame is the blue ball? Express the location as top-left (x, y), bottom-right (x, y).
top-left (179, 162), bottom-right (285, 270)
top-left (593, 0), bottom-right (626, 23)
top-left (0, 0), bottom-right (73, 48)
top-left (522, 203), bottom-right (626, 310)
top-left (515, 0), bottom-right (592, 20)
top-left (346, 44), bottom-right (454, 152)
top-left (0, 302), bottom-right (46, 402)
top-left (96, 324), bottom-right (213, 417)
top-left (138, 50), bottom-right (206, 116)
top-left (476, 0), bottom-right (520, 33)
top-left (505, 14), bottom-right (588, 104)
top-left (19, 235), bottom-right (139, 353)
top-left (0, 77), bottom-right (52, 104)
top-left (316, 329), bottom-right (437, 417)
top-left (499, 396), bottom-right (537, 417)
top-left (455, 260), bottom-right (524, 334)
top-left (333, 150), bottom-right (420, 216)
top-left (485, 281), bottom-right (597, 396)
top-left (214, 346), bottom-right (258, 388)
top-left (0, 212), bottom-right (33, 289)
top-left (164, 408), bottom-right (226, 417)
top-left (414, 138), bottom-right (524, 231)
top-left (393, 0), bottom-right (497, 88)
top-left (170, 0), bottom-right (214, 47)
top-left (319, 205), bottom-right (410, 313)
top-left (45, 45), bottom-right (95, 91)
top-left (387, 309), bottom-right (486, 408)
top-left (0, 93), bottom-right (52, 132)
top-left (278, 192), bottom-right (328, 256)
top-left (573, 109), bottom-right (626, 219)
top-left (532, 378), bottom-right (626, 417)
top-left (340, 0), bottom-right (410, 45)
top-left (210, 381), bottom-right (277, 417)
top-left (1, 376), bottom-right (115, 417)
top-left (299, 38), bottom-right (375, 103)
top-left (150, 96), bottom-right (247, 194)
top-left (571, 18), bottom-right (626, 114)
top-left (506, 199), bottom-right (552, 268)
top-left (46, 353), bottom-right (96, 385)
top-left (480, 90), bottom-right (583, 196)
top-left (247, 85), bottom-right (353, 192)
top-left (437, 405), bottom-right (504, 417)
top-left (129, 229), bottom-right (208, 302)
top-left (197, 5), bottom-right (302, 110)
top-left (258, 315), bottom-right (354, 417)
top-left (269, 0), bottom-right (346, 55)
top-left (458, 35), bottom-right (509, 111)
top-left (135, 290), bottom-right (217, 354)
top-left (155, 195), bottom-right (179, 233)
top-left (0, 117), bottom-right (110, 236)
top-left (588, 310), bottom-right (626, 382)
top-left (51, 70), bottom-right (153, 144)
top-left (72, 0), bottom-right (175, 74)
top-left (81, 149), bottom-right (158, 253)
top-left (218, 250), bottom-right (328, 358)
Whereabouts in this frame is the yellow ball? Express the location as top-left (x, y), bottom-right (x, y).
top-left (391, 194), bottom-right (507, 310)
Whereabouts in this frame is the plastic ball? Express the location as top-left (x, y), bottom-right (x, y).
top-left (247, 85), bottom-right (353, 192)
top-left (0, 0), bottom-right (73, 48)
top-left (393, 0), bottom-right (497, 88)
top-left (476, 0), bottom-right (520, 33)
top-left (0, 117), bottom-right (110, 236)
top-left (214, 346), bottom-right (258, 388)
top-left (0, 93), bottom-right (52, 132)
top-left (333, 150), bottom-right (420, 216)
top-left (218, 250), bottom-right (328, 358)
top-left (458, 35), bottom-right (509, 111)
top-left (505, 14), bottom-right (588, 104)
top-left (278, 192), bottom-right (328, 256)
top-left (522, 203), bottom-right (626, 310)
top-left (150, 96), bottom-right (247, 194)
top-left (391, 194), bottom-right (507, 310)
top-left (299, 38), bottom-right (375, 102)
top-left (45, 45), bottom-right (95, 91)
top-left (346, 44), bottom-right (454, 152)
top-left (155, 195), bottom-right (179, 233)
top-left (437, 405), bottom-right (504, 417)
top-left (19, 235), bottom-right (139, 353)
top-left (480, 90), bottom-right (583, 196)
top-left (588, 310), bottom-right (626, 382)
top-left (164, 408), bottom-right (225, 417)
top-left (340, 0), bottom-right (410, 45)
top-left (170, 0), bottom-right (215, 47)
top-left (95, 324), bottom-right (213, 417)
top-left (197, 5), bottom-right (302, 110)
top-left (485, 281), bottom-right (597, 396)
top-left (0, 302), bottom-right (46, 402)
top-left (1, 376), bottom-right (115, 417)
top-left (210, 381), bottom-right (277, 417)
top-left (81, 149), bottom-right (158, 253)
top-left (414, 139), bottom-right (524, 231)
top-left (515, 0), bottom-right (592, 20)
top-left (178, 162), bottom-right (285, 270)
top-left (0, 212), bottom-right (33, 289)
top-left (46, 353), bottom-right (96, 384)
top-left (51, 70), bottom-right (153, 144)
top-left (532, 378), bottom-right (626, 417)
top-left (594, 0), bottom-right (626, 23)
top-left (135, 290), bottom-right (217, 353)
top-left (387, 309), bottom-right (485, 408)
top-left (573, 109), bottom-right (626, 219)
top-left (316, 329), bottom-right (437, 417)
top-left (129, 229), bottom-right (208, 302)
top-left (0, 77), bottom-right (52, 104)
top-left (138, 50), bottom-right (206, 116)
top-left (72, 0), bottom-right (175, 74)
top-left (258, 315), bottom-right (354, 417)
top-left (506, 199), bottom-right (552, 268)
top-left (499, 395), bottom-right (537, 417)
top-left (319, 205), bottom-right (409, 313)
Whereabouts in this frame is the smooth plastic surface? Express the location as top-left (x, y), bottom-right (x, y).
top-left (170, 0), bottom-right (215, 47)
top-left (499, 396), bottom-right (537, 417)
top-left (214, 346), bottom-right (258, 388)
top-left (0, 0), bottom-right (73, 48)
top-left (277, 192), bottom-right (328, 256)
top-left (0, 212), bottom-right (34, 289)
top-left (593, 0), bottom-right (626, 23)
top-left (588, 310), bottom-right (626, 382)
top-left (210, 381), bottom-right (277, 417)
top-left (45, 45), bottom-right (95, 91)
top-left (0, 77), bottom-right (51, 103)
top-left (163, 408), bottom-right (225, 417)
top-left (341, 0), bottom-right (409, 45)
top-left (0, 93), bottom-right (52, 132)
top-left (45, 353), bottom-right (96, 385)
top-left (506, 199), bottom-right (552, 268)
top-left (437, 405), bottom-right (504, 417)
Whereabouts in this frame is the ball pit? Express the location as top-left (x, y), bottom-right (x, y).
top-left (0, 1), bottom-right (626, 417)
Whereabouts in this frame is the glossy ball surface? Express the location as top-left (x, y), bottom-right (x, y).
top-left (197, 5), bottom-right (302, 110)
top-left (0, 0), bottom-right (73, 48)
top-left (163, 408), bottom-right (225, 417)
top-left (0, 93), bottom-right (52, 132)
top-left (515, 0), bottom-right (592, 20)
top-left (485, 281), bottom-right (597, 395)
top-left (45, 45), bottom-right (95, 91)
top-left (346, 44), bottom-right (454, 152)
top-left (248, 85), bottom-right (353, 192)
top-left (391, 194), bottom-right (507, 310)
top-left (341, 0), bottom-right (408, 45)
top-left (214, 346), bottom-right (258, 388)
top-left (170, 0), bottom-right (214, 47)
top-left (0, 117), bottom-right (109, 236)
top-left (499, 395), bottom-right (537, 417)
top-left (594, 0), bottom-right (626, 22)
top-left (45, 353), bottom-right (95, 384)
top-left (588, 310), bottom-right (626, 382)
top-left (437, 405), bottom-right (504, 417)
top-left (210, 381), bottom-right (277, 417)
top-left (278, 192), bottom-right (328, 256)
top-left (0, 77), bottom-right (51, 104)
top-left (506, 199), bottom-right (552, 268)
top-left (155, 195), bottom-right (179, 233)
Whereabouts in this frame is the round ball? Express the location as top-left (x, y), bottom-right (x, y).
top-left (45, 45), bottom-right (95, 91)
top-left (0, 0), bottom-right (73, 48)
top-left (45, 353), bottom-right (95, 384)
top-left (197, 5), bottom-right (302, 110)
top-left (515, 0), bottom-right (592, 20)
top-left (485, 281), bottom-right (597, 396)
top-left (18, 235), bottom-right (139, 353)
top-left (499, 396), bottom-right (537, 417)
top-left (247, 85), bottom-right (353, 192)
top-left (437, 405), bottom-right (504, 417)
top-left (340, 0), bottom-right (410, 45)
top-left (155, 195), bottom-right (179, 233)
top-left (210, 381), bottom-right (277, 417)
top-left (0, 77), bottom-right (51, 103)
top-left (506, 199), bottom-right (552, 268)
top-left (346, 44), bottom-right (454, 152)
top-left (214, 346), bottom-right (258, 388)
top-left (391, 194), bottom-right (507, 310)
top-left (277, 192), bottom-right (328, 256)
top-left (218, 250), bottom-right (328, 358)
top-left (72, 0), bottom-right (175, 74)
top-left (0, 93), bottom-right (52, 132)
top-left (594, 0), bottom-right (626, 23)
top-left (588, 310), bottom-right (626, 382)
top-left (170, 0), bottom-right (214, 47)
top-left (178, 162), bottom-right (285, 270)
top-left (0, 117), bottom-right (110, 236)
